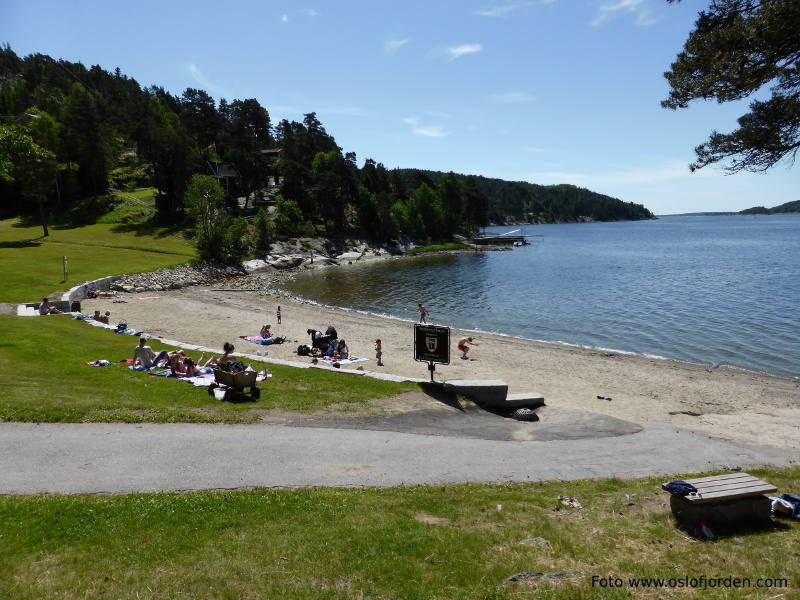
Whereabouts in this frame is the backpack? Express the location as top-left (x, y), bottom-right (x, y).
top-left (296, 344), bottom-right (312, 356)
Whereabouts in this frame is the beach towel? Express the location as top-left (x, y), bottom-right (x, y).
top-left (179, 372), bottom-right (216, 387)
top-left (318, 355), bottom-right (370, 366)
top-left (147, 369), bottom-right (174, 377)
top-left (239, 335), bottom-right (284, 345)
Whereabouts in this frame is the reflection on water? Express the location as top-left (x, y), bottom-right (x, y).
top-left (282, 215), bottom-right (800, 378)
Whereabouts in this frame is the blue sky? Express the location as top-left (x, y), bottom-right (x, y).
top-left (2, 0), bottom-right (796, 214)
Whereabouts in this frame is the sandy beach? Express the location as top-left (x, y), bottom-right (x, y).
top-left (81, 280), bottom-right (800, 451)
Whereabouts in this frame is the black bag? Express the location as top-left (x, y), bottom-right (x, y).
top-left (296, 344), bottom-right (312, 356)
top-left (219, 360), bottom-right (245, 373)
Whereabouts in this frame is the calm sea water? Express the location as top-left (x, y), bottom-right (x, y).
top-left (280, 215), bottom-right (800, 378)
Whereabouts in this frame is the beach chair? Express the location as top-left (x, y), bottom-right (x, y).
top-left (208, 368), bottom-right (261, 400)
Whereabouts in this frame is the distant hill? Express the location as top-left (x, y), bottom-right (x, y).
top-left (739, 200), bottom-right (800, 215)
top-left (659, 212), bottom-right (738, 217)
top-left (397, 169), bottom-right (655, 224)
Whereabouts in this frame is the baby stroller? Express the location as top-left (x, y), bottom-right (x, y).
top-left (307, 326), bottom-right (338, 351)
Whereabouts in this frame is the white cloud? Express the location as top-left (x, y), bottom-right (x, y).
top-left (490, 91), bottom-right (534, 104)
top-left (187, 63), bottom-right (228, 98)
top-left (404, 117), bottom-right (449, 138)
top-left (281, 14), bottom-right (289, 23)
top-left (302, 8), bottom-right (320, 17)
top-left (384, 38), bottom-right (410, 54)
top-left (446, 44), bottom-right (482, 60)
top-left (474, 4), bottom-right (523, 17)
top-left (591, 0), bottom-right (659, 27)
top-left (473, 1), bottom-right (554, 17)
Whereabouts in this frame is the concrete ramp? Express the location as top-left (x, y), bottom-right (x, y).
top-left (443, 379), bottom-right (508, 405)
top-left (443, 379), bottom-right (544, 410)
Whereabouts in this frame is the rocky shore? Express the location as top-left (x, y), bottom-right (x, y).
top-left (110, 238), bottom-right (400, 294)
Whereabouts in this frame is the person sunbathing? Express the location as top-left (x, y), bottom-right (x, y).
top-left (38, 298), bottom-right (61, 315)
top-left (174, 357), bottom-right (203, 377)
top-left (133, 338), bottom-right (170, 369)
top-left (217, 342), bottom-right (236, 365)
top-left (335, 339), bottom-right (349, 360)
top-left (167, 350), bottom-right (187, 373)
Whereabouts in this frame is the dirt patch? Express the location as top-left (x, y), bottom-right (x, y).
top-left (415, 513), bottom-right (452, 526)
top-left (257, 390), bottom-right (452, 425)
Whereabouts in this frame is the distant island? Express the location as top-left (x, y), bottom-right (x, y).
top-left (662, 200), bottom-right (799, 218)
top-left (738, 200), bottom-right (800, 215)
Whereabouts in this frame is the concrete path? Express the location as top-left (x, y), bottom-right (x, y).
top-left (1, 422), bottom-right (796, 495)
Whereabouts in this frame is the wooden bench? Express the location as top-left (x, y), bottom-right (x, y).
top-left (662, 472), bottom-right (777, 527)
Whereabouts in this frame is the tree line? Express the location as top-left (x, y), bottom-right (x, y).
top-left (0, 46), bottom-right (654, 260)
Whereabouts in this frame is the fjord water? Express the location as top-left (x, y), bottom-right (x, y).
top-left (282, 215), bottom-right (800, 378)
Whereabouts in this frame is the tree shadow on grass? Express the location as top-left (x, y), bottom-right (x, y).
top-left (111, 221), bottom-right (190, 239)
top-left (0, 239), bottom-right (43, 248)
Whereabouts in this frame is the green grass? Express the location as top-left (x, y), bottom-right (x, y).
top-left (407, 242), bottom-right (470, 254)
top-left (1, 468), bottom-right (797, 599)
top-left (0, 218), bottom-right (194, 303)
top-left (0, 315), bottom-right (415, 423)
top-left (95, 188), bottom-right (158, 224)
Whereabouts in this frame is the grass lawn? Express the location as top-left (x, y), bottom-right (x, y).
top-left (0, 315), bottom-right (415, 423)
top-left (407, 242), bottom-right (470, 254)
top-left (1, 468), bottom-right (797, 599)
top-left (0, 218), bottom-right (194, 303)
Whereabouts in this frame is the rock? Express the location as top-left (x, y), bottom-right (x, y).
top-left (518, 537), bottom-right (550, 547)
top-left (337, 251), bottom-right (362, 261)
top-left (241, 259), bottom-right (269, 273)
top-left (135, 287), bottom-right (145, 293)
top-left (269, 256), bottom-right (304, 269)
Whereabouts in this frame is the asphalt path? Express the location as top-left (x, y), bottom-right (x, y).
top-left (1, 421), bottom-right (796, 495)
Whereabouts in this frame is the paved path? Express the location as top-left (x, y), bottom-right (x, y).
top-left (1, 422), bottom-right (796, 494)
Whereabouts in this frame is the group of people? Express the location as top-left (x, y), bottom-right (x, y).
top-left (133, 338), bottom-right (246, 377)
top-left (92, 309), bottom-right (111, 324)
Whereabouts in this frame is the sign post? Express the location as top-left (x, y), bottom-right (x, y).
top-left (414, 324), bottom-right (450, 382)
top-left (63, 255), bottom-right (68, 282)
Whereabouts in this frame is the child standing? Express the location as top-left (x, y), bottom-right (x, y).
top-left (276, 305), bottom-right (282, 324)
top-left (418, 303), bottom-right (428, 323)
top-left (375, 338), bottom-right (383, 366)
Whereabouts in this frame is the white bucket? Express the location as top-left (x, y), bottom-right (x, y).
top-left (213, 388), bottom-right (227, 401)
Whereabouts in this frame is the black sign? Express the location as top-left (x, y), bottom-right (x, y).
top-left (414, 324), bottom-right (450, 365)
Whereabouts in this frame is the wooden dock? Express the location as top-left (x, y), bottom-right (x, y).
top-left (471, 234), bottom-right (529, 246)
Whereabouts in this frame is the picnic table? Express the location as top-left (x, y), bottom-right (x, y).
top-left (662, 472), bottom-right (777, 527)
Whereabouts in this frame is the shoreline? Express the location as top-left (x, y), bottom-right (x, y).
top-left (81, 281), bottom-right (800, 452)
top-left (268, 255), bottom-right (797, 382)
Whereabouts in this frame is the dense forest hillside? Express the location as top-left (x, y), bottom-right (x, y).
top-left (0, 46), bottom-right (654, 261)
top-left (400, 170), bottom-right (654, 224)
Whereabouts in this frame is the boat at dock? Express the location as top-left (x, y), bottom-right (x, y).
top-left (471, 228), bottom-right (531, 246)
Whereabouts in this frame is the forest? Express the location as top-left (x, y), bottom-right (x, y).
top-left (0, 46), bottom-right (654, 261)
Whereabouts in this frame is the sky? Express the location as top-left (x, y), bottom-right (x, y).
top-left (2, 0), bottom-right (796, 214)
